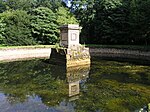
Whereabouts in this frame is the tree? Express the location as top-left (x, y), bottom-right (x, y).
top-left (33, 0), bottom-right (67, 12)
top-left (128, 0), bottom-right (150, 45)
top-left (70, 0), bottom-right (125, 44)
top-left (56, 6), bottom-right (78, 26)
top-left (0, 0), bottom-right (36, 12)
top-left (139, 0), bottom-right (150, 45)
top-left (0, 0), bottom-right (6, 13)
top-left (31, 7), bottom-right (59, 44)
top-left (69, 0), bottom-right (96, 43)
top-left (1, 10), bottom-right (36, 46)
top-left (0, 16), bottom-right (6, 44)
top-left (91, 0), bottom-right (130, 44)
top-left (69, 0), bottom-right (150, 45)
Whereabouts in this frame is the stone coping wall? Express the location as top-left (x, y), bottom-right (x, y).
top-left (89, 48), bottom-right (150, 61)
top-left (0, 47), bottom-right (150, 63)
top-left (0, 47), bottom-right (51, 62)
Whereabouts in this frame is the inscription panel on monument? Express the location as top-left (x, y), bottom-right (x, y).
top-left (71, 33), bottom-right (77, 41)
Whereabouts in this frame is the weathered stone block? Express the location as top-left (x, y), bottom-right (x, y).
top-left (50, 46), bottom-right (90, 67)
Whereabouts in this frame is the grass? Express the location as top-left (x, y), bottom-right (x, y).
top-left (85, 44), bottom-right (150, 51)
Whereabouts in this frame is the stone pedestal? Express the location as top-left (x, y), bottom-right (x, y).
top-left (60, 24), bottom-right (81, 48)
top-left (50, 24), bottom-right (90, 67)
top-left (66, 45), bottom-right (90, 67)
top-left (50, 45), bottom-right (90, 67)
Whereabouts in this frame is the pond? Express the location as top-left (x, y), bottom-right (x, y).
top-left (0, 57), bottom-right (149, 112)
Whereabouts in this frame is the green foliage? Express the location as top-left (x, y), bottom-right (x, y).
top-left (70, 0), bottom-right (96, 43)
top-left (0, 0), bottom-right (67, 12)
top-left (34, 0), bottom-right (66, 12)
top-left (56, 7), bottom-right (78, 25)
top-left (1, 0), bottom-right (150, 45)
top-left (70, 0), bottom-right (150, 45)
top-left (128, 0), bottom-right (150, 45)
top-left (0, 0), bottom-right (6, 13)
top-left (0, 16), bottom-right (6, 44)
top-left (93, 0), bottom-right (129, 44)
top-left (0, 0), bottom-right (78, 46)
top-left (31, 7), bottom-right (59, 44)
top-left (0, 10), bottom-right (36, 46)
top-left (0, 0), bottom-right (36, 12)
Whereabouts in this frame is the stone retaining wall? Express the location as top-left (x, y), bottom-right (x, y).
top-left (0, 48), bottom-right (51, 62)
top-left (89, 48), bottom-right (150, 61)
top-left (0, 47), bottom-right (150, 62)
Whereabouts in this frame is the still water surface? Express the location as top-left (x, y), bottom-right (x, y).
top-left (0, 58), bottom-right (149, 112)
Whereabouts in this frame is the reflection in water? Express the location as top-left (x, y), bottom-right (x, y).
top-left (0, 59), bottom-right (150, 112)
top-left (66, 66), bottom-right (90, 97)
top-left (0, 60), bottom-right (90, 112)
top-left (50, 63), bottom-right (90, 98)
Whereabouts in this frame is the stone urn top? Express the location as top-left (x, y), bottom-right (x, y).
top-left (60, 24), bottom-right (82, 30)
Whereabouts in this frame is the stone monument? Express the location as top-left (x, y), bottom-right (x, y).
top-left (50, 24), bottom-right (90, 67)
top-left (60, 24), bottom-right (80, 48)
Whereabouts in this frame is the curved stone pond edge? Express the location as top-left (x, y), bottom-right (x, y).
top-left (0, 47), bottom-right (150, 63)
top-left (89, 48), bottom-right (150, 63)
top-left (0, 47), bottom-right (52, 62)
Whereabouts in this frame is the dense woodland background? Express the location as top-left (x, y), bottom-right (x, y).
top-left (0, 0), bottom-right (150, 46)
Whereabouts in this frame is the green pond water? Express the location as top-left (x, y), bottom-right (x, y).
top-left (0, 57), bottom-right (150, 112)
